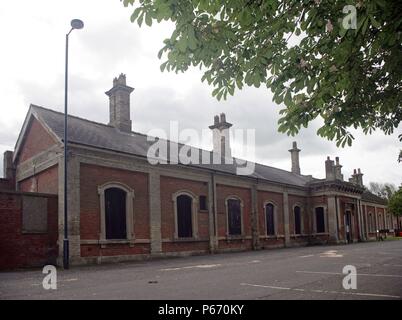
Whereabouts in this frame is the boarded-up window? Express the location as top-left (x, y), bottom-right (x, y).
top-left (265, 203), bottom-right (275, 236)
top-left (315, 207), bottom-right (326, 233)
top-left (294, 206), bottom-right (302, 235)
top-left (105, 188), bottom-right (127, 240)
top-left (228, 199), bottom-right (242, 236)
top-left (177, 194), bottom-right (193, 238)
top-left (22, 196), bottom-right (48, 233)
top-left (199, 195), bottom-right (208, 211)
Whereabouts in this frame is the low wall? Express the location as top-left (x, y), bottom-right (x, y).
top-left (0, 190), bottom-right (58, 270)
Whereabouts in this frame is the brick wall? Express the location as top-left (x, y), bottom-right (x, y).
top-left (19, 165), bottom-right (58, 194)
top-left (17, 117), bottom-right (57, 164)
top-left (79, 163), bottom-right (150, 257)
top-left (0, 191), bottom-right (58, 270)
top-left (160, 176), bottom-right (210, 252)
top-left (0, 178), bottom-right (12, 191)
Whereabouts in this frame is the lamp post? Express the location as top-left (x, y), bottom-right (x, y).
top-left (64, 19), bottom-right (84, 270)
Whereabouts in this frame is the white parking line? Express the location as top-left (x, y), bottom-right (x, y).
top-left (299, 255), bottom-right (314, 258)
top-left (296, 271), bottom-right (402, 278)
top-left (240, 283), bottom-right (401, 299)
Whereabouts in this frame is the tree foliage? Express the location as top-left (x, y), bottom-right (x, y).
top-left (388, 188), bottom-right (402, 216)
top-left (122, 0), bottom-right (402, 147)
top-left (368, 182), bottom-right (396, 200)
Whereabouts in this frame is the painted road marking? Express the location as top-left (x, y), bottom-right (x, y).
top-left (30, 278), bottom-right (78, 286)
top-left (240, 283), bottom-right (401, 299)
top-left (160, 260), bottom-right (261, 272)
top-left (299, 255), bottom-right (314, 258)
top-left (296, 270), bottom-right (402, 278)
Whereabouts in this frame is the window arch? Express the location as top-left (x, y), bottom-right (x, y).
top-left (225, 196), bottom-right (243, 236)
top-left (98, 182), bottom-right (135, 241)
top-left (172, 191), bottom-right (198, 239)
top-left (294, 205), bottom-right (302, 235)
top-left (264, 202), bottom-right (276, 236)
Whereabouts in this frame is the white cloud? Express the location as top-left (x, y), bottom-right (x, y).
top-left (0, 0), bottom-right (400, 187)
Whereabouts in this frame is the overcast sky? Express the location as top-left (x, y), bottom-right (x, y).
top-left (0, 0), bottom-right (400, 186)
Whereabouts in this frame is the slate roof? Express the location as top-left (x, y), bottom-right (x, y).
top-left (29, 104), bottom-right (315, 187)
top-left (361, 190), bottom-right (388, 205)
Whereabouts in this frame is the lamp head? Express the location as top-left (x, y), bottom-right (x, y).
top-left (71, 19), bottom-right (84, 30)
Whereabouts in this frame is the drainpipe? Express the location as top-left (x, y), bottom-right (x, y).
top-left (335, 195), bottom-right (340, 243)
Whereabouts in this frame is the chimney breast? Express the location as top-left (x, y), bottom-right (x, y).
top-left (106, 73), bottom-right (134, 133)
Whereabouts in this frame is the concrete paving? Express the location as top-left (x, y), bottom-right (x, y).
top-left (1, 240), bottom-right (401, 300)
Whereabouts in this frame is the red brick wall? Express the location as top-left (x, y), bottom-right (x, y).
top-left (0, 178), bottom-right (12, 191)
top-left (0, 191), bottom-right (58, 270)
top-left (18, 117), bottom-right (57, 164)
top-left (80, 164), bottom-right (150, 246)
top-left (161, 176), bottom-right (210, 242)
top-left (19, 165), bottom-right (58, 195)
top-left (216, 184), bottom-right (252, 241)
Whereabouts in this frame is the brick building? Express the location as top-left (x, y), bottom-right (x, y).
top-left (1, 74), bottom-right (400, 267)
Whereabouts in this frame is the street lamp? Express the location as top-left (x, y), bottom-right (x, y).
top-left (64, 19), bottom-right (84, 270)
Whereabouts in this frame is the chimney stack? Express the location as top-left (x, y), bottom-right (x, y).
top-left (105, 74), bottom-right (134, 132)
top-left (289, 141), bottom-right (301, 175)
top-left (334, 157), bottom-right (344, 181)
top-left (3, 151), bottom-right (15, 187)
top-left (209, 113), bottom-right (232, 158)
top-left (349, 168), bottom-right (364, 186)
top-left (325, 156), bottom-right (335, 180)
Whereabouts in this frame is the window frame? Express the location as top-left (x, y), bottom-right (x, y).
top-left (172, 190), bottom-right (198, 240)
top-left (225, 196), bottom-right (244, 238)
top-left (293, 204), bottom-right (304, 235)
top-left (263, 201), bottom-right (278, 237)
top-left (98, 182), bottom-right (135, 242)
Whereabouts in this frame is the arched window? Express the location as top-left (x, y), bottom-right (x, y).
top-left (294, 206), bottom-right (302, 235)
top-left (368, 212), bottom-right (373, 232)
top-left (315, 207), bottom-right (326, 233)
top-left (227, 198), bottom-right (242, 236)
top-left (105, 188), bottom-right (127, 239)
top-left (265, 203), bottom-right (275, 236)
top-left (98, 182), bottom-right (135, 242)
top-left (177, 194), bottom-right (193, 238)
top-left (172, 191), bottom-right (198, 239)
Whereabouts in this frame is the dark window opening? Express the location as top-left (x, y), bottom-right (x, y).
top-left (177, 195), bottom-right (193, 238)
top-left (105, 188), bottom-right (127, 240)
top-left (228, 199), bottom-right (242, 236)
top-left (199, 195), bottom-right (208, 211)
top-left (315, 207), bottom-right (325, 233)
top-left (266, 203), bottom-right (275, 236)
top-left (294, 206), bottom-right (302, 235)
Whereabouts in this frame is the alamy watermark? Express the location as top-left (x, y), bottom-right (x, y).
top-left (146, 121), bottom-right (256, 176)
top-left (342, 5), bottom-right (357, 30)
top-left (42, 265), bottom-right (57, 290)
top-left (342, 265), bottom-right (357, 290)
